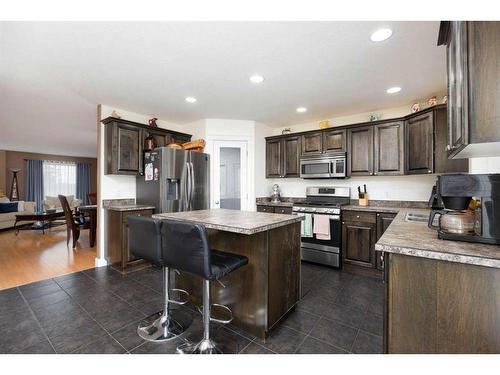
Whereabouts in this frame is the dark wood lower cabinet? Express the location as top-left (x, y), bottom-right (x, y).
top-left (256, 205), bottom-right (292, 215)
top-left (107, 208), bottom-right (153, 273)
top-left (342, 211), bottom-right (377, 268)
top-left (385, 253), bottom-right (500, 353)
top-left (376, 212), bottom-right (396, 270)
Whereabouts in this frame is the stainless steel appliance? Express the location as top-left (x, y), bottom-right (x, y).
top-left (299, 153), bottom-right (347, 179)
top-left (136, 147), bottom-right (210, 213)
top-left (428, 174), bottom-right (500, 244)
top-left (293, 186), bottom-right (350, 267)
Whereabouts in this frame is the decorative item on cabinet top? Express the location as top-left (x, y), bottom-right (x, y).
top-left (427, 96), bottom-right (438, 107)
top-left (148, 117), bottom-right (158, 127)
top-left (411, 103), bottom-right (421, 113)
top-left (319, 120), bottom-right (329, 129)
top-left (281, 128), bottom-right (291, 135)
top-left (369, 113), bottom-right (381, 122)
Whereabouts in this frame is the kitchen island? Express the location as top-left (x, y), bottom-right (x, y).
top-left (376, 209), bottom-right (500, 353)
top-left (152, 209), bottom-right (303, 339)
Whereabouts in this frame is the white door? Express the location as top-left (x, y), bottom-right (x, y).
top-left (212, 140), bottom-right (248, 210)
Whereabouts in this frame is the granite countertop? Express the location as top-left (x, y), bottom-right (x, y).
top-left (105, 204), bottom-right (156, 211)
top-left (375, 208), bottom-right (500, 269)
top-left (153, 209), bottom-right (303, 235)
top-left (343, 205), bottom-right (401, 213)
top-left (255, 201), bottom-right (294, 207)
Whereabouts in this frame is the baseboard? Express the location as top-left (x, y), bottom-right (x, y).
top-left (94, 257), bottom-right (108, 268)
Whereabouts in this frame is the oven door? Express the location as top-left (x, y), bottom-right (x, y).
top-left (300, 158), bottom-right (332, 178)
top-left (296, 214), bottom-right (342, 268)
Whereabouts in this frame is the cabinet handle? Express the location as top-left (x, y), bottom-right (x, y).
top-left (445, 144), bottom-right (451, 151)
top-left (377, 213), bottom-right (380, 216)
top-left (370, 173), bottom-right (373, 175)
top-left (374, 172), bottom-right (377, 175)
top-left (428, 170), bottom-right (432, 173)
top-left (356, 215), bottom-right (360, 219)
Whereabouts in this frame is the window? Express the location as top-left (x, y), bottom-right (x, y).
top-left (42, 161), bottom-right (76, 197)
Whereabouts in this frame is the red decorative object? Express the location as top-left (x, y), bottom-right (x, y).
top-left (148, 117), bottom-right (158, 127)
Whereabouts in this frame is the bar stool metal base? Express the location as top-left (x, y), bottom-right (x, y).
top-left (137, 309), bottom-right (192, 342)
top-left (177, 338), bottom-right (233, 354)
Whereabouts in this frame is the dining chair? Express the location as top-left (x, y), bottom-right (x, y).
top-left (58, 195), bottom-right (90, 248)
top-left (88, 192), bottom-right (97, 205)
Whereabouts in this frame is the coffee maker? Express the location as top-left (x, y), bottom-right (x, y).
top-left (428, 174), bottom-right (500, 245)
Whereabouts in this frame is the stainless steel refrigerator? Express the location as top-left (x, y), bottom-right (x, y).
top-left (136, 147), bottom-right (210, 213)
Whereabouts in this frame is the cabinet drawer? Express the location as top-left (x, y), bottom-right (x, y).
top-left (342, 210), bottom-right (377, 224)
top-left (257, 205), bottom-right (274, 213)
top-left (121, 209), bottom-right (154, 223)
top-left (274, 207), bottom-right (292, 215)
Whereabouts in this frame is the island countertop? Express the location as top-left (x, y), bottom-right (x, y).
top-left (375, 208), bottom-right (500, 269)
top-left (153, 209), bottom-right (303, 235)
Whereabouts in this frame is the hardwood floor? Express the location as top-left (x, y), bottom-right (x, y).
top-left (0, 225), bottom-right (96, 290)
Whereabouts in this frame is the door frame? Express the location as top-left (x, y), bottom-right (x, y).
top-left (208, 136), bottom-right (249, 210)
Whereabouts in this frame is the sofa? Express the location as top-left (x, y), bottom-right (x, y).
top-left (0, 197), bottom-right (36, 230)
top-left (43, 195), bottom-right (81, 211)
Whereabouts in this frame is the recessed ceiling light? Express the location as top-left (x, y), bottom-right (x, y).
top-left (370, 28), bottom-right (393, 42)
top-left (185, 96), bottom-right (197, 103)
top-left (386, 86), bottom-right (402, 94)
top-left (296, 107), bottom-right (307, 113)
top-left (249, 74), bottom-right (264, 84)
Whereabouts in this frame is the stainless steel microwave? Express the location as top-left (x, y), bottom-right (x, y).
top-left (299, 153), bottom-right (347, 179)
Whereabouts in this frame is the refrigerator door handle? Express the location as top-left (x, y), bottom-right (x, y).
top-left (185, 162), bottom-right (191, 211)
top-left (189, 162), bottom-right (195, 209)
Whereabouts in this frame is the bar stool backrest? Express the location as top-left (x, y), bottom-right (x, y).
top-left (128, 216), bottom-right (164, 265)
top-left (161, 219), bottom-right (212, 280)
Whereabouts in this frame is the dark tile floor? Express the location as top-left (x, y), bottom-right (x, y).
top-left (0, 262), bottom-right (383, 354)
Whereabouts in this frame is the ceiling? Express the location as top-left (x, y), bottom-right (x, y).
top-left (0, 21), bottom-right (446, 157)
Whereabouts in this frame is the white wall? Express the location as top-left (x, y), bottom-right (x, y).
top-left (96, 105), bottom-right (185, 266)
top-left (469, 157), bottom-right (500, 173)
top-left (265, 175), bottom-right (437, 201)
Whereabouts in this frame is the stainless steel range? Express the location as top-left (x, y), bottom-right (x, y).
top-left (293, 186), bottom-right (350, 268)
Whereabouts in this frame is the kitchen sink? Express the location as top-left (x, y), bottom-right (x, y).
top-left (405, 212), bottom-right (430, 223)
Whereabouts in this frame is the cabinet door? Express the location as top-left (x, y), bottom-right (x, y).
top-left (446, 21), bottom-right (469, 156)
top-left (342, 221), bottom-right (376, 268)
top-left (434, 108), bottom-right (469, 173)
top-left (323, 129), bottom-right (346, 154)
top-left (348, 126), bottom-right (374, 176)
top-left (376, 213), bottom-right (396, 270)
top-left (283, 136), bottom-right (301, 177)
top-left (117, 124), bottom-right (142, 174)
top-left (467, 22), bottom-right (500, 145)
top-left (301, 132), bottom-right (323, 155)
top-left (405, 112), bottom-right (434, 175)
top-left (266, 139), bottom-right (283, 178)
top-left (374, 122), bottom-right (404, 175)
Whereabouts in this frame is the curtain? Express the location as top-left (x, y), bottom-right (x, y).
top-left (42, 161), bottom-right (76, 198)
top-left (76, 163), bottom-right (92, 205)
top-left (26, 160), bottom-right (44, 211)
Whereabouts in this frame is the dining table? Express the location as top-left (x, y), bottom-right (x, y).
top-left (78, 204), bottom-right (97, 247)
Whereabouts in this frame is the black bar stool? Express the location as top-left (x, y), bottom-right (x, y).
top-left (159, 219), bottom-right (248, 354)
top-left (128, 216), bottom-right (192, 342)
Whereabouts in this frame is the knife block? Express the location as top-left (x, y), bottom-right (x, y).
top-left (359, 195), bottom-right (369, 206)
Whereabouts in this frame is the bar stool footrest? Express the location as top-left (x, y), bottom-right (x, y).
top-left (209, 303), bottom-right (233, 324)
top-left (168, 288), bottom-right (190, 305)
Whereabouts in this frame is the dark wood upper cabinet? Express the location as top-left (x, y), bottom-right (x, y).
top-left (266, 139), bottom-right (282, 178)
top-left (266, 136), bottom-right (301, 178)
top-left (348, 126), bottom-right (374, 176)
top-left (301, 132), bottom-right (323, 155)
top-left (106, 122), bottom-right (143, 175)
top-left (283, 136), bottom-right (301, 177)
top-left (323, 129), bottom-right (346, 154)
top-left (405, 111), bottom-right (434, 175)
top-left (373, 121), bottom-right (404, 176)
top-left (439, 21), bottom-right (500, 159)
top-left (102, 117), bottom-right (191, 176)
top-left (434, 107), bottom-right (468, 173)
